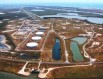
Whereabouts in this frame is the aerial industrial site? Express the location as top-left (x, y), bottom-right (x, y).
top-left (0, 5), bottom-right (103, 79)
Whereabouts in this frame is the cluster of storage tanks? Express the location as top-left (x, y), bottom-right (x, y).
top-left (26, 27), bottom-right (48, 48)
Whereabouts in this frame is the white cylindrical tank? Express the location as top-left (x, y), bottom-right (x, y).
top-left (26, 42), bottom-right (38, 48)
top-left (32, 36), bottom-right (41, 41)
top-left (35, 32), bottom-right (44, 36)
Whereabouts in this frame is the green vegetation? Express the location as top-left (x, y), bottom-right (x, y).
top-left (0, 20), bottom-right (8, 30)
top-left (31, 10), bottom-right (67, 16)
top-left (0, 13), bottom-right (27, 20)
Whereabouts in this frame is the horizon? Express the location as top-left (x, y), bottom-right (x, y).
top-left (0, 3), bottom-right (103, 10)
top-left (0, 0), bottom-right (103, 4)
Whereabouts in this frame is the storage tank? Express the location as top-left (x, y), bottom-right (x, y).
top-left (32, 36), bottom-right (41, 41)
top-left (35, 32), bottom-right (44, 36)
top-left (26, 42), bottom-right (38, 48)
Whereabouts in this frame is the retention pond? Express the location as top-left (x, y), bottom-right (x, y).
top-left (52, 38), bottom-right (61, 60)
top-left (71, 37), bottom-right (87, 45)
top-left (70, 37), bottom-right (87, 61)
top-left (70, 41), bottom-right (84, 61)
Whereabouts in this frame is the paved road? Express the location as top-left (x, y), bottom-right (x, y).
top-left (83, 24), bottom-right (95, 59)
top-left (0, 57), bottom-right (103, 66)
top-left (21, 8), bottom-right (42, 20)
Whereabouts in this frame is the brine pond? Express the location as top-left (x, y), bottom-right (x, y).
top-left (71, 37), bottom-right (87, 45)
top-left (70, 41), bottom-right (84, 61)
top-left (70, 37), bottom-right (87, 61)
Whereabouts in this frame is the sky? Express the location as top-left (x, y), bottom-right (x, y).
top-left (0, 0), bottom-right (103, 4)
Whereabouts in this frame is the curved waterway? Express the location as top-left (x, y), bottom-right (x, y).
top-left (71, 37), bottom-right (87, 45)
top-left (52, 38), bottom-right (61, 60)
top-left (70, 41), bottom-right (84, 61)
top-left (0, 72), bottom-right (38, 79)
